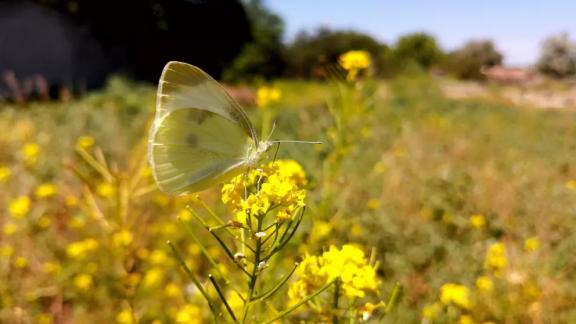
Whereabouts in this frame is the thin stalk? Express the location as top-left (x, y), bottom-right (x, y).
top-left (209, 274), bottom-right (238, 323)
top-left (332, 279), bottom-right (341, 324)
top-left (251, 263), bottom-right (298, 302)
top-left (167, 241), bottom-right (217, 318)
top-left (262, 280), bottom-right (336, 324)
top-left (385, 282), bottom-right (403, 315)
top-left (241, 216), bottom-right (264, 323)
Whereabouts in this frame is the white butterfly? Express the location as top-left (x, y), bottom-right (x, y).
top-left (148, 61), bottom-right (272, 195)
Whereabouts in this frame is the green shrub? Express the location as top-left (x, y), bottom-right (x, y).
top-left (391, 32), bottom-right (444, 72)
top-left (536, 33), bottom-right (576, 79)
top-left (445, 40), bottom-right (503, 80)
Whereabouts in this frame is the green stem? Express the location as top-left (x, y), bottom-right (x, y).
top-left (385, 282), bottom-right (403, 315)
top-left (167, 241), bottom-right (217, 318)
top-left (209, 274), bottom-right (238, 323)
top-left (251, 263), bottom-right (298, 302)
top-left (262, 280), bottom-right (336, 324)
top-left (332, 279), bottom-right (341, 324)
top-left (242, 216), bottom-right (264, 323)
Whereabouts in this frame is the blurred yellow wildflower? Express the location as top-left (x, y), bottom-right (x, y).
top-left (35, 183), bottom-right (58, 198)
top-left (113, 230), bottom-right (133, 247)
top-left (175, 304), bottom-right (202, 324)
top-left (97, 182), bottom-right (116, 198)
top-left (42, 262), bottom-right (61, 274)
top-left (422, 302), bottom-right (442, 320)
top-left (65, 195), bottom-right (78, 207)
top-left (76, 135), bottom-right (95, 150)
top-left (37, 215), bottom-right (51, 228)
top-left (524, 236), bottom-right (540, 253)
top-left (143, 267), bottom-right (164, 287)
top-left (22, 142), bottom-right (40, 166)
top-left (14, 256), bottom-right (28, 268)
top-left (440, 283), bottom-right (471, 309)
top-left (256, 86), bottom-right (281, 109)
top-left (9, 196), bottom-right (31, 218)
top-left (149, 249), bottom-right (168, 265)
top-left (35, 313), bottom-right (54, 324)
top-left (0, 165), bottom-right (11, 183)
top-left (288, 245), bottom-right (380, 301)
top-left (459, 315), bottom-right (475, 324)
top-left (222, 159), bottom-right (307, 224)
top-left (309, 220), bottom-right (332, 242)
top-left (484, 242), bottom-right (507, 276)
top-left (367, 198), bottom-right (380, 210)
top-left (469, 214), bottom-right (486, 229)
top-left (116, 309), bottom-right (134, 324)
top-left (164, 283), bottom-right (181, 298)
top-left (3, 223), bottom-right (19, 236)
top-left (178, 209), bottom-right (193, 222)
top-left (0, 245), bottom-right (15, 257)
top-left (73, 274), bottom-right (93, 290)
top-left (66, 238), bottom-right (99, 259)
top-left (475, 276), bottom-right (493, 292)
top-left (338, 50), bottom-right (371, 81)
top-left (566, 179), bottom-right (576, 190)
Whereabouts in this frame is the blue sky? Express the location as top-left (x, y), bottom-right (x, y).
top-left (266, 0), bottom-right (576, 66)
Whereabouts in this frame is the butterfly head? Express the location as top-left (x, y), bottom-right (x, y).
top-left (246, 140), bottom-right (273, 167)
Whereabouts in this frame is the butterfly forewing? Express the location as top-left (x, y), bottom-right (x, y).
top-left (148, 61), bottom-right (259, 195)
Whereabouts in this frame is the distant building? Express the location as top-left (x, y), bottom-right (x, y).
top-left (481, 66), bottom-right (537, 84)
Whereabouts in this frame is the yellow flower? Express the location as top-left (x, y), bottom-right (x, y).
top-left (566, 179), bottom-right (576, 190)
top-left (143, 268), bottom-right (164, 287)
top-left (0, 245), bottom-right (15, 257)
top-left (440, 283), bottom-right (471, 309)
top-left (484, 242), bottom-right (507, 276)
top-left (116, 309), bottom-right (134, 324)
top-left (73, 274), bottom-right (93, 290)
top-left (459, 315), bottom-right (475, 324)
top-left (66, 239), bottom-right (99, 259)
top-left (338, 50), bottom-right (371, 81)
top-left (256, 86), bottom-right (282, 109)
top-left (367, 198), bottom-right (380, 210)
top-left (175, 304), bottom-right (202, 324)
top-left (469, 214), bottom-right (486, 229)
top-left (0, 166), bottom-right (11, 183)
top-left (150, 249), bottom-right (168, 265)
top-left (23, 142), bottom-right (40, 166)
top-left (113, 230), bottom-right (133, 247)
top-left (222, 160), bottom-right (307, 224)
top-left (38, 215), bottom-right (51, 228)
top-left (288, 245), bottom-right (380, 301)
top-left (475, 276), bottom-right (493, 292)
top-left (14, 256), bottom-right (28, 268)
top-left (42, 262), bottom-right (61, 274)
top-left (35, 183), bottom-right (58, 198)
top-left (97, 182), bottom-right (116, 198)
top-left (65, 195), bottom-right (79, 207)
top-left (35, 313), bottom-right (54, 324)
top-left (3, 223), bottom-right (19, 236)
top-left (309, 220), bottom-right (333, 242)
top-left (76, 136), bottom-right (95, 150)
top-left (524, 236), bottom-right (540, 253)
top-left (9, 196), bottom-right (31, 218)
top-left (178, 209), bottom-right (193, 222)
top-left (422, 302), bottom-right (442, 320)
top-left (164, 283), bottom-right (182, 298)
top-left (358, 301), bottom-right (386, 321)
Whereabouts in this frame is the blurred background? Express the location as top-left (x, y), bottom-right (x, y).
top-left (2, 0), bottom-right (576, 323)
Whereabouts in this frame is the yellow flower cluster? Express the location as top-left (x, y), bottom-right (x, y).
top-left (256, 86), bottom-right (281, 109)
top-left (9, 196), bottom-right (31, 218)
top-left (440, 283), bottom-right (471, 309)
top-left (338, 50), bottom-right (371, 81)
top-left (221, 160), bottom-right (307, 223)
top-left (469, 214), bottom-right (486, 229)
top-left (484, 242), bottom-right (507, 276)
top-left (288, 245), bottom-right (380, 301)
top-left (35, 183), bottom-right (58, 198)
top-left (76, 135), bottom-right (95, 150)
top-left (22, 142), bottom-right (40, 166)
top-left (66, 238), bottom-right (99, 259)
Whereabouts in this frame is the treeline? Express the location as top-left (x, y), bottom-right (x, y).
top-left (226, 0), bottom-right (576, 82)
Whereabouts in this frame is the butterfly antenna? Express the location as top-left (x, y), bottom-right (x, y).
top-left (269, 140), bottom-right (323, 144)
top-left (266, 122), bottom-right (277, 142)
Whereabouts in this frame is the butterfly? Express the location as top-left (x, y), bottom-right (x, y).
top-left (148, 61), bottom-right (273, 195)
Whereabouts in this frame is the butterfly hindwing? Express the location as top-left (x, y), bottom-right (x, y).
top-left (150, 109), bottom-right (254, 194)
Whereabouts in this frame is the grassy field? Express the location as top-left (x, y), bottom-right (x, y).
top-left (1, 75), bottom-right (576, 323)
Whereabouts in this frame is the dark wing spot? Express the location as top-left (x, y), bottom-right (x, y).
top-left (187, 110), bottom-right (211, 124)
top-left (187, 134), bottom-right (198, 147)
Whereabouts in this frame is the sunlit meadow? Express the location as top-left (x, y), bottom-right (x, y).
top-left (2, 53), bottom-right (576, 323)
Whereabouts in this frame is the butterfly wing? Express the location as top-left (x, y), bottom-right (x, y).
top-left (148, 61), bottom-right (257, 195)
